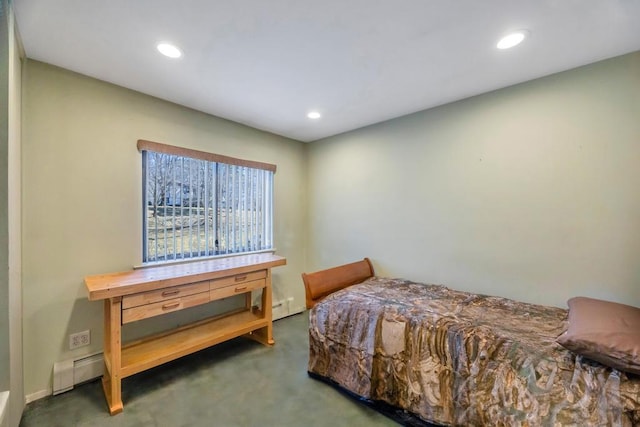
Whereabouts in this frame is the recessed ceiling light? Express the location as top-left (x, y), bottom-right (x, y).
top-left (157, 43), bottom-right (182, 58)
top-left (496, 31), bottom-right (529, 49)
top-left (307, 111), bottom-right (321, 119)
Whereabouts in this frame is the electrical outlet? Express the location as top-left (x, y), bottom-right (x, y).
top-left (69, 330), bottom-right (90, 350)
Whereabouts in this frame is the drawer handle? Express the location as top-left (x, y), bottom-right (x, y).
top-left (234, 286), bottom-right (248, 292)
top-left (162, 302), bottom-right (180, 310)
top-left (234, 275), bottom-right (248, 282)
top-left (162, 290), bottom-right (180, 297)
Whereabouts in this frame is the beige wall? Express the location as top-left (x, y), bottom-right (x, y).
top-left (0, 0), bottom-right (10, 404)
top-left (1, 1), bottom-right (23, 425)
top-left (8, 2), bottom-right (23, 425)
top-left (22, 60), bottom-right (308, 397)
top-left (308, 52), bottom-right (640, 309)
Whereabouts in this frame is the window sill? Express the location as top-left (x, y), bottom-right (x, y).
top-left (133, 249), bottom-right (277, 270)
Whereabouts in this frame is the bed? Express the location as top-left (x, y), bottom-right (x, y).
top-left (303, 259), bottom-right (640, 426)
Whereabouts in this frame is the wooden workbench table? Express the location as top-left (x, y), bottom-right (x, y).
top-left (85, 253), bottom-right (286, 415)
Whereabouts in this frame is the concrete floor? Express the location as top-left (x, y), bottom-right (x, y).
top-left (20, 313), bottom-right (398, 427)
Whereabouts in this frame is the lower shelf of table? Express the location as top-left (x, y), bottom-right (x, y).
top-left (118, 308), bottom-right (271, 378)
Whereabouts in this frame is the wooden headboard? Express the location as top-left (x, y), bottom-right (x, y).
top-left (301, 258), bottom-right (374, 309)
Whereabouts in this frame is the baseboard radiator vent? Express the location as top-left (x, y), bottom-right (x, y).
top-left (53, 353), bottom-right (104, 395)
top-left (0, 391), bottom-right (9, 427)
top-left (272, 297), bottom-right (304, 320)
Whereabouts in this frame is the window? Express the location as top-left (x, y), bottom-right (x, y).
top-left (139, 140), bottom-right (275, 264)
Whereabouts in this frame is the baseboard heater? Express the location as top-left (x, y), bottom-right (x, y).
top-left (0, 391), bottom-right (9, 427)
top-left (53, 353), bottom-right (104, 395)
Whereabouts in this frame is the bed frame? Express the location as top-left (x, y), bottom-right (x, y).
top-left (301, 258), bottom-right (374, 309)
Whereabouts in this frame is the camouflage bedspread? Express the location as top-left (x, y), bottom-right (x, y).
top-left (308, 277), bottom-right (640, 426)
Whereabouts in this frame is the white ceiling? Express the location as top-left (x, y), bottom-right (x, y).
top-left (13, 1), bottom-right (640, 142)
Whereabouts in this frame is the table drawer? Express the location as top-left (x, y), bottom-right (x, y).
top-left (122, 292), bottom-right (210, 323)
top-left (211, 270), bottom-right (266, 290)
top-left (122, 281), bottom-right (210, 309)
top-left (210, 278), bottom-right (266, 300)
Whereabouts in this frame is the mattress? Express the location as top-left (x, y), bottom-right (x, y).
top-left (308, 277), bottom-right (640, 426)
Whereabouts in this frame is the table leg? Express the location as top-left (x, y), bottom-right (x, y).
top-left (102, 297), bottom-right (123, 415)
top-left (244, 270), bottom-right (275, 346)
